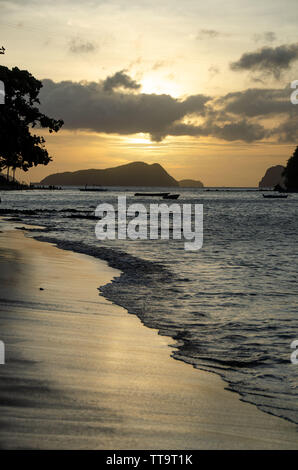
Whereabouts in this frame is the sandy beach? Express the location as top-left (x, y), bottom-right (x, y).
top-left (0, 224), bottom-right (297, 450)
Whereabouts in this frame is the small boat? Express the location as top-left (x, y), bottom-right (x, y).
top-left (80, 187), bottom-right (107, 192)
top-left (134, 192), bottom-right (170, 197)
top-left (162, 194), bottom-right (180, 200)
top-left (263, 194), bottom-right (288, 199)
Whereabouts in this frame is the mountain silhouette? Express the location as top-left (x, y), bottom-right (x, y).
top-left (258, 165), bottom-right (285, 188)
top-left (40, 162), bottom-right (179, 187)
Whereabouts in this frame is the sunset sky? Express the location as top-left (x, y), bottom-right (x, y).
top-left (1, 0), bottom-right (298, 186)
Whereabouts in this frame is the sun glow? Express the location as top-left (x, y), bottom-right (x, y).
top-left (128, 136), bottom-right (152, 145)
top-left (140, 76), bottom-right (182, 98)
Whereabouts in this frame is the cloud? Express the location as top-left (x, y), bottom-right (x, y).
top-left (268, 114), bottom-right (298, 142)
top-left (39, 73), bottom-right (210, 141)
top-left (199, 29), bottom-right (219, 38)
top-left (168, 85), bottom-right (298, 143)
top-left (155, 120), bottom-right (267, 143)
top-left (214, 86), bottom-right (298, 143)
top-left (197, 29), bottom-right (220, 39)
top-left (217, 87), bottom-right (292, 117)
top-left (230, 42), bottom-right (298, 79)
top-left (102, 70), bottom-right (141, 92)
top-left (253, 31), bottom-right (277, 43)
top-left (152, 60), bottom-right (172, 71)
top-left (38, 71), bottom-right (298, 144)
top-left (69, 38), bottom-right (97, 54)
top-left (208, 65), bottom-right (220, 78)
top-left (197, 29), bottom-right (229, 40)
top-left (209, 120), bottom-right (267, 142)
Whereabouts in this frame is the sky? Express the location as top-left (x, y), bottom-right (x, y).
top-left (1, 0), bottom-right (298, 186)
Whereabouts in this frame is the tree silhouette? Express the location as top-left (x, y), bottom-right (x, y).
top-left (0, 66), bottom-right (63, 180)
top-left (283, 146), bottom-right (298, 192)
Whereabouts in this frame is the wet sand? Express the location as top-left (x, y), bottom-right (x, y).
top-left (0, 226), bottom-right (297, 449)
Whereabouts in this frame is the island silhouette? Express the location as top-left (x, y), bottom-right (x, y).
top-left (40, 161), bottom-right (204, 188)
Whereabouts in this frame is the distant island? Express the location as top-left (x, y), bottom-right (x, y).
top-left (40, 162), bottom-right (178, 187)
top-left (40, 162), bottom-right (204, 188)
top-left (179, 179), bottom-right (204, 188)
top-left (258, 165), bottom-right (285, 189)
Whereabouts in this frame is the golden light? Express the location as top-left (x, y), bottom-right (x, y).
top-left (128, 136), bottom-right (152, 145)
top-left (140, 75), bottom-right (182, 98)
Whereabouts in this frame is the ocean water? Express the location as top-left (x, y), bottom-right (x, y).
top-left (1, 187), bottom-right (298, 424)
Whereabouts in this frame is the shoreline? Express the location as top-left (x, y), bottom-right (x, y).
top-left (31, 231), bottom-right (298, 427)
top-left (0, 226), bottom-right (297, 449)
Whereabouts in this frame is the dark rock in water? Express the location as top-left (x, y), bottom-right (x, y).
top-left (179, 179), bottom-right (204, 188)
top-left (39, 288), bottom-right (44, 291)
top-left (258, 165), bottom-right (285, 189)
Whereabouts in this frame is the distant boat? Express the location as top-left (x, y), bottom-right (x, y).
top-left (162, 194), bottom-right (180, 200)
top-left (263, 194), bottom-right (288, 199)
top-left (80, 186), bottom-right (107, 192)
top-left (134, 192), bottom-right (170, 197)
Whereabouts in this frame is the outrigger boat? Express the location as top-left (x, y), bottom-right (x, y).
top-left (134, 192), bottom-right (170, 197)
top-left (162, 194), bottom-right (180, 200)
top-left (80, 185), bottom-right (107, 192)
top-left (263, 194), bottom-right (288, 199)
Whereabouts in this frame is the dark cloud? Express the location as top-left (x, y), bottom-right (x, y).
top-left (197, 29), bottom-right (220, 40)
top-left (197, 29), bottom-right (229, 41)
top-left (209, 120), bottom-right (267, 142)
top-left (164, 86), bottom-right (297, 142)
top-left (102, 70), bottom-right (141, 92)
top-left (39, 74), bottom-right (209, 140)
top-left (230, 43), bottom-right (298, 79)
top-left (217, 88), bottom-right (292, 117)
top-left (269, 114), bottom-right (298, 142)
top-left (39, 71), bottom-right (298, 144)
top-left (208, 65), bottom-right (220, 77)
top-left (69, 38), bottom-right (97, 54)
top-left (154, 120), bottom-right (267, 143)
top-left (253, 31), bottom-right (277, 43)
top-left (214, 86), bottom-right (298, 142)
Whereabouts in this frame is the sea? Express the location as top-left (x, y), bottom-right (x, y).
top-left (1, 186), bottom-right (298, 424)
